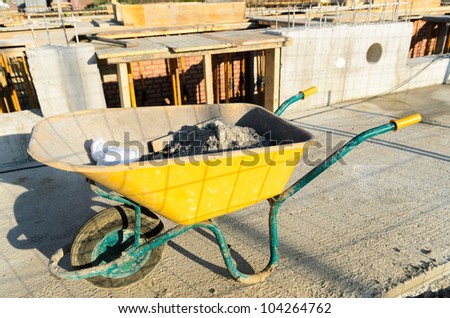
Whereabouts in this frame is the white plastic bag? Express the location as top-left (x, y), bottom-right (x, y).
top-left (90, 138), bottom-right (141, 166)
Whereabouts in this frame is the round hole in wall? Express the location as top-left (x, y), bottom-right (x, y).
top-left (366, 43), bottom-right (383, 64)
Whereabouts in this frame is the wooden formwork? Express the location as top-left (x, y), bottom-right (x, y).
top-left (113, 2), bottom-right (247, 28)
top-left (0, 49), bottom-right (39, 114)
top-left (371, 0), bottom-right (441, 11)
top-left (95, 29), bottom-right (289, 112)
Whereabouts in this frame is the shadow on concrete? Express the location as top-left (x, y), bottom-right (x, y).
top-left (443, 58), bottom-right (450, 84)
top-left (167, 227), bottom-right (255, 279)
top-left (1, 161), bottom-right (255, 278)
top-left (296, 122), bottom-right (450, 163)
top-left (2, 165), bottom-right (109, 261)
top-left (221, 209), bottom-right (381, 297)
top-left (340, 106), bottom-right (450, 130)
top-left (0, 133), bottom-right (34, 172)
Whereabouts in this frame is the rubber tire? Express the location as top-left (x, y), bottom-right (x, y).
top-left (70, 205), bottom-right (165, 288)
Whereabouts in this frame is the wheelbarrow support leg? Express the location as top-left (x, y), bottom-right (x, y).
top-left (85, 179), bottom-right (283, 284)
top-left (199, 201), bottom-right (281, 284)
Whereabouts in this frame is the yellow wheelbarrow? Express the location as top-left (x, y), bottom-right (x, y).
top-left (28, 87), bottom-right (421, 288)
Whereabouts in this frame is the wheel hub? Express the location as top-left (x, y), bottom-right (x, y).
top-left (91, 229), bottom-right (151, 279)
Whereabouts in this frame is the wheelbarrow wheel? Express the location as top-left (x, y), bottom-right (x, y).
top-left (70, 205), bottom-right (165, 288)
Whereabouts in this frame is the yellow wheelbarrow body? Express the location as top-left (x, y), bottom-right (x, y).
top-left (28, 103), bottom-right (314, 225)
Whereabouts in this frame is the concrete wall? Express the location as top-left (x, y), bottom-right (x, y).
top-left (2, 44), bottom-right (108, 169)
top-left (0, 110), bottom-right (42, 169)
top-left (274, 23), bottom-right (450, 112)
top-left (26, 44), bottom-right (107, 117)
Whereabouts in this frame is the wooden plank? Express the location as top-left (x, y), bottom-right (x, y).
top-left (119, 2), bottom-right (246, 28)
top-left (101, 42), bottom-right (287, 65)
top-left (383, 261), bottom-right (450, 298)
top-left (120, 5), bottom-right (145, 27)
top-left (203, 54), bottom-right (214, 104)
top-left (422, 15), bottom-right (450, 23)
top-left (127, 63), bottom-right (137, 108)
top-left (95, 30), bottom-right (290, 64)
top-left (96, 22), bottom-right (257, 40)
top-left (96, 39), bottom-right (168, 60)
top-left (149, 34), bottom-right (231, 53)
top-left (202, 29), bottom-right (290, 47)
top-left (91, 19), bottom-right (110, 28)
top-left (264, 48), bottom-right (281, 113)
top-left (117, 63), bottom-right (131, 108)
top-left (224, 53), bottom-right (230, 103)
top-left (149, 133), bottom-right (174, 153)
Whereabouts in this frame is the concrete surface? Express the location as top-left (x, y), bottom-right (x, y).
top-left (274, 23), bottom-right (450, 112)
top-left (0, 84), bottom-right (449, 298)
top-left (0, 110), bottom-right (43, 169)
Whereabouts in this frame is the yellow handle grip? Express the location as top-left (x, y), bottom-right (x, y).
top-left (300, 86), bottom-right (318, 99)
top-left (390, 113), bottom-right (422, 131)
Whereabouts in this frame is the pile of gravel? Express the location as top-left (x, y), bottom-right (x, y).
top-left (156, 120), bottom-right (270, 158)
top-left (413, 287), bottom-right (450, 298)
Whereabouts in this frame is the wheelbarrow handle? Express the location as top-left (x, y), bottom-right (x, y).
top-left (276, 114), bottom-right (422, 204)
top-left (391, 113), bottom-right (422, 131)
top-left (274, 86), bottom-right (318, 116)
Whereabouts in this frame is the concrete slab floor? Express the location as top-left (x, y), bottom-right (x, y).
top-left (0, 85), bottom-right (448, 298)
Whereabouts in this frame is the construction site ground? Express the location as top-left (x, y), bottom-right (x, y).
top-left (0, 84), bottom-right (449, 298)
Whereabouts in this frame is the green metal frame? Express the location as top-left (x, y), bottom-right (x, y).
top-left (48, 92), bottom-right (399, 284)
top-left (274, 91), bottom-right (307, 117)
top-left (49, 125), bottom-right (397, 285)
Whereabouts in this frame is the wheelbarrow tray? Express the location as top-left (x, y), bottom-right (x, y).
top-left (28, 103), bottom-right (314, 225)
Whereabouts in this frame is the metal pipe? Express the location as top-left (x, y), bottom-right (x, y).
top-left (380, 1), bottom-right (386, 23)
top-left (287, 5), bottom-right (290, 32)
top-left (86, 35), bottom-right (128, 47)
top-left (42, 14), bottom-right (51, 45)
top-left (72, 13), bottom-right (79, 44)
top-left (61, 18), bottom-right (70, 47)
top-left (275, 86), bottom-right (317, 117)
top-left (27, 15), bottom-right (39, 48)
top-left (306, 8), bottom-right (310, 28)
top-left (366, 0), bottom-right (372, 24)
top-left (292, 4), bottom-right (297, 28)
top-left (408, 1), bottom-right (413, 22)
top-left (275, 6), bottom-right (278, 29)
top-left (319, 4), bottom-right (323, 28)
top-left (335, 5), bottom-right (339, 25)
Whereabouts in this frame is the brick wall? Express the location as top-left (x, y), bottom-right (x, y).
top-left (409, 20), bottom-right (439, 58)
top-left (100, 53), bottom-right (254, 108)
